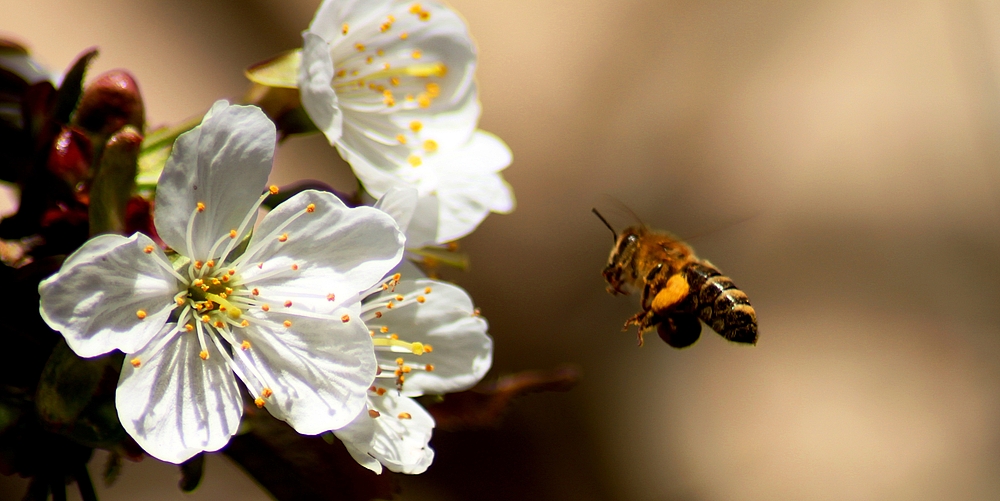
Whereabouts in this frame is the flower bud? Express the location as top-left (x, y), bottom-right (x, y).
top-left (46, 126), bottom-right (92, 191)
top-left (88, 125), bottom-right (141, 236)
top-left (73, 70), bottom-right (144, 138)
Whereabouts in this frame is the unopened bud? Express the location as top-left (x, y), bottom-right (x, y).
top-left (89, 125), bottom-right (141, 236)
top-left (46, 126), bottom-right (92, 189)
top-left (74, 70), bottom-right (144, 137)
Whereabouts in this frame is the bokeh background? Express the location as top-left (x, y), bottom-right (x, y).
top-left (4, 0), bottom-right (1000, 499)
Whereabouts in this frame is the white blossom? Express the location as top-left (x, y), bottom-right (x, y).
top-left (38, 101), bottom-right (404, 463)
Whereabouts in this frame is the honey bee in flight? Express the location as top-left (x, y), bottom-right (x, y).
top-left (594, 209), bottom-right (757, 348)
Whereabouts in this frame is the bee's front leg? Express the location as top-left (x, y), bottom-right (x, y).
top-left (624, 273), bottom-right (691, 346)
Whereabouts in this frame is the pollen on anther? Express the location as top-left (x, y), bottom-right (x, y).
top-left (206, 260), bottom-right (215, 268)
top-left (424, 286), bottom-right (432, 294)
top-left (252, 288), bottom-right (260, 296)
top-left (369, 409), bottom-right (381, 418)
top-left (214, 320), bottom-right (224, 328)
top-left (327, 293), bottom-right (335, 301)
top-left (262, 388), bottom-right (273, 398)
top-left (423, 344), bottom-right (433, 353)
top-left (130, 358), bottom-right (141, 368)
top-left (291, 263), bottom-right (299, 270)
top-left (185, 324), bottom-right (195, 332)
top-left (201, 315), bottom-right (210, 323)
top-left (254, 397), bottom-right (265, 408)
top-left (398, 412), bottom-right (412, 419)
top-left (176, 298), bottom-right (186, 307)
top-left (194, 261), bottom-right (204, 269)
top-left (278, 233), bottom-right (288, 242)
top-left (355, 42), bottom-right (366, 52)
top-left (228, 269), bottom-right (236, 276)
top-left (136, 309), bottom-right (147, 319)
top-left (261, 304), bottom-right (270, 312)
top-left (143, 245), bottom-right (154, 254)
top-left (407, 155), bottom-right (422, 167)
top-left (416, 295), bottom-right (426, 303)
top-left (400, 32), bottom-right (409, 40)
top-left (199, 350), bottom-right (209, 360)
top-left (306, 204), bottom-right (316, 213)
top-left (241, 340), bottom-right (251, 350)
top-left (269, 185), bottom-right (279, 195)
top-left (395, 295), bottom-right (404, 301)
top-left (423, 139), bottom-right (438, 153)
top-left (341, 23), bottom-right (349, 35)
top-left (409, 120), bottom-right (422, 133)
top-left (411, 49), bottom-right (422, 59)
top-left (196, 202), bottom-right (206, 212)
top-left (396, 134), bottom-right (407, 144)
top-left (375, 387), bottom-right (387, 396)
top-left (284, 300), bottom-right (293, 307)
top-left (283, 320), bottom-right (292, 327)
top-left (386, 301), bottom-right (395, 309)
top-left (425, 364), bottom-right (435, 372)
top-left (374, 311), bottom-right (383, 318)
top-left (240, 320), bottom-right (249, 327)
top-left (380, 326), bottom-right (389, 333)
top-left (229, 229), bottom-right (237, 238)
top-left (341, 314), bottom-right (350, 323)
top-left (390, 333), bottom-right (399, 340)
top-left (409, 3), bottom-right (422, 13)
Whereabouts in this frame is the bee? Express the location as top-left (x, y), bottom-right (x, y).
top-left (594, 209), bottom-right (757, 348)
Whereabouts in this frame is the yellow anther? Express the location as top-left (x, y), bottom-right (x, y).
top-left (221, 275), bottom-right (230, 283)
top-left (199, 350), bottom-right (209, 360)
top-left (262, 388), bottom-right (273, 398)
top-left (418, 10), bottom-right (430, 21)
top-left (306, 204), bottom-right (316, 213)
top-left (409, 3), bottom-right (422, 14)
top-left (254, 397), bottom-right (265, 408)
top-left (130, 358), bottom-right (141, 368)
top-left (378, 47), bottom-right (386, 56)
top-left (402, 366), bottom-right (412, 373)
top-left (214, 320), bottom-right (224, 328)
top-left (395, 295), bottom-right (404, 301)
top-left (398, 412), bottom-right (412, 419)
top-left (206, 260), bottom-right (215, 268)
top-left (407, 155), bottom-right (422, 167)
top-left (424, 286), bottom-right (432, 294)
top-left (369, 409), bottom-right (381, 418)
top-left (390, 76), bottom-right (400, 86)
top-left (211, 278), bottom-right (221, 285)
top-left (261, 304), bottom-right (270, 312)
top-left (336, 69), bottom-right (347, 78)
top-left (341, 314), bottom-right (350, 323)
top-left (283, 320), bottom-right (292, 327)
top-left (384, 95), bottom-right (395, 107)
top-left (194, 261), bottom-right (204, 270)
top-left (396, 134), bottom-right (407, 144)
top-left (383, 62), bottom-right (391, 70)
top-left (417, 93), bottom-right (431, 108)
top-left (176, 297), bottom-right (186, 306)
top-left (395, 357), bottom-right (405, 365)
top-left (241, 340), bottom-right (251, 350)
top-left (390, 333), bottom-right (399, 340)
top-left (201, 315), bottom-right (210, 323)
top-left (278, 233), bottom-right (288, 242)
top-left (392, 273), bottom-right (401, 282)
top-left (380, 326), bottom-right (389, 333)
top-left (416, 295), bottom-right (426, 303)
top-left (143, 245), bottom-right (154, 254)
top-left (423, 140), bottom-right (438, 153)
top-left (412, 50), bottom-right (422, 59)
top-left (252, 288), bottom-right (260, 296)
top-left (400, 32), bottom-right (409, 40)
top-left (426, 82), bottom-right (440, 97)
top-left (269, 185), bottom-right (279, 195)
top-left (374, 311), bottom-right (383, 318)
top-left (380, 22), bottom-right (391, 32)
top-left (193, 279), bottom-right (203, 286)
top-left (342, 23), bottom-right (349, 35)
top-left (366, 56), bottom-right (373, 64)
top-left (355, 42), bottom-right (366, 52)
top-left (136, 309), bottom-right (147, 320)
top-left (376, 387), bottom-right (387, 396)
top-left (327, 293), bottom-right (336, 301)
top-left (185, 324), bottom-right (195, 332)
top-left (240, 320), bottom-right (249, 327)
top-left (423, 344), bottom-right (433, 353)
top-left (386, 301), bottom-right (395, 309)
top-left (229, 229), bottom-right (237, 238)
top-left (284, 300), bottom-right (293, 307)
top-left (410, 342), bottom-right (425, 355)
top-left (425, 364), bottom-right (434, 372)
top-left (196, 202), bottom-right (206, 212)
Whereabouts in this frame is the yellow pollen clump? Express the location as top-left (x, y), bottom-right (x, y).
top-left (396, 134), bottom-right (407, 144)
top-left (378, 48), bottom-right (386, 56)
top-left (199, 350), bottom-right (209, 360)
top-left (136, 309), bottom-right (147, 319)
top-left (341, 23), bottom-right (349, 35)
top-left (409, 342), bottom-right (425, 355)
top-left (417, 93), bottom-right (431, 108)
top-left (424, 287), bottom-right (432, 294)
top-left (143, 245), bottom-right (154, 254)
top-left (355, 42), bottom-right (366, 52)
top-left (283, 320), bottom-right (292, 327)
top-left (261, 304), bottom-right (270, 312)
top-left (252, 288), bottom-right (260, 295)
top-left (194, 261), bottom-right (204, 270)
top-left (214, 321), bottom-right (224, 328)
top-left (395, 357), bottom-right (405, 365)
top-left (423, 140), bottom-right (438, 153)
top-left (395, 295), bottom-right (404, 301)
top-left (130, 358), bottom-right (141, 368)
top-left (336, 69), bottom-right (347, 78)
top-left (366, 56), bottom-right (374, 64)
top-left (399, 412), bottom-right (412, 419)
top-left (327, 293), bottom-right (336, 301)
top-left (426, 82), bottom-right (440, 97)
top-left (390, 333), bottom-right (399, 340)
top-left (407, 155), bottom-right (422, 167)
top-left (425, 364), bottom-right (435, 372)
top-left (284, 300), bottom-right (293, 307)
top-left (291, 263), bottom-right (299, 271)
top-left (383, 62), bottom-right (391, 70)
top-left (423, 344), bottom-right (433, 353)
top-left (386, 301), bottom-right (395, 309)
top-left (255, 397), bottom-right (265, 408)
top-left (400, 32), bottom-right (409, 40)
top-left (229, 229), bottom-right (237, 238)
top-left (376, 387), bottom-right (387, 396)
top-left (410, 121), bottom-right (423, 133)
top-left (411, 50), bottom-right (422, 59)
top-left (416, 295), bottom-right (426, 303)
top-left (380, 22), bottom-right (391, 32)
top-left (211, 278), bottom-right (221, 285)
top-left (409, 3), bottom-right (422, 14)
top-left (241, 340), bottom-right (251, 350)
top-left (390, 76), bottom-right (400, 86)
top-left (185, 324), bottom-right (195, 332)
top-left (197, 202), bottom-right (206, 212)
top-left (262, 388), bottom-right (273, 398)
top-left (380, 326), bottom-right (389, 333)
top-left (269, 185), bottom-right (279, 195)
top-left (240, 320), bottom-right (249, 327)
top-left (193, 279), bottom-right (204, 286)
top-left (306, 204), bottom-right (316, 213)
top-left (278, 233), bottom-right (288, 242)
top-left (369, 409), bottom-right (381, 418)
top-left (374, 311), bottom-right (383, 318)
top-left (402, 366), bottom-right (412, 373)
top-left (419, 10), bottom-right (430, 21)
top-left (201, 315), bottom-right (210, 323)
top-left (206, 260), bottom-right (215, 268)
top-left (341, 314), bottom-right (350, 323)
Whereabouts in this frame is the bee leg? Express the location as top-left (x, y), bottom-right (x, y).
top-left (624, 273), bottom-right (690, 346)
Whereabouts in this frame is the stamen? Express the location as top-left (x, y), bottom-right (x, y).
top-left (341, 314), bottom-right (350, 323)
top-left (136, 309), bottom-right (147, 319)
top-left (130, 358), bottom-right (141, 368)
top-left (398, 412), bottom-right (412, 419)
top-left (342, 23), bottom-right (349, 35)
top-left (369, 409), bottom-right (381, 418)
top-left (143, 245), bottom-right (154, 254)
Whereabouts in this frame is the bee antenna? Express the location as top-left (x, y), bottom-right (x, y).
top-left (592, 208), bottom-right (617, 242)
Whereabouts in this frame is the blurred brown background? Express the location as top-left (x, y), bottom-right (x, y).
top-left (5, 0), bottom-right (1000, 499)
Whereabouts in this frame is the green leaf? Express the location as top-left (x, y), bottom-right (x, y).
top-left (89, 126), bottom-right (142, 236)
top-left (245, 50), bottom-right (301, 89)
top-left (35, 340), bottom-right (104, 425)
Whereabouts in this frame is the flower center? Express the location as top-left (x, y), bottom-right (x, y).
top-left (362, 275), bottom-right (436, 393)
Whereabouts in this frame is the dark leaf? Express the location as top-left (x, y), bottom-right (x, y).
top-left (52, 48), bottom-right (97, 125)
top-left (178, 453), bottom-right (204, 492)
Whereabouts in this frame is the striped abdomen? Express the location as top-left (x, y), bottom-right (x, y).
top-left (682, 261), bottom-right (757, 344)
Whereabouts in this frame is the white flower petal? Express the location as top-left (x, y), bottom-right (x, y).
top-left (39, 233), bottom-right (179, 357)
top-left (334, 405), bottom-right (382, 474)
top-left (234, 314), bottom-right (376, 434)
top-left (373, 185), bottom-right (419, 238)
top-left (308, 0), bottom-right (395, 44)
top-left (153, 102), bottom-right (275, 259)
top-left (300, 32), bottom-right (344, 143)
top-left (238, 190), bottom-right (404, 312)
top-left (367, 392), bottom-right (434, 474)
top-left (370, 279), bottom-right (492, 396)
top-left (116, 325), bottom-right (242, 464)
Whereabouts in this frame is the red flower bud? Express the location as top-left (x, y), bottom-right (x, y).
top-left (73, 70), bottom-right (144, 137)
